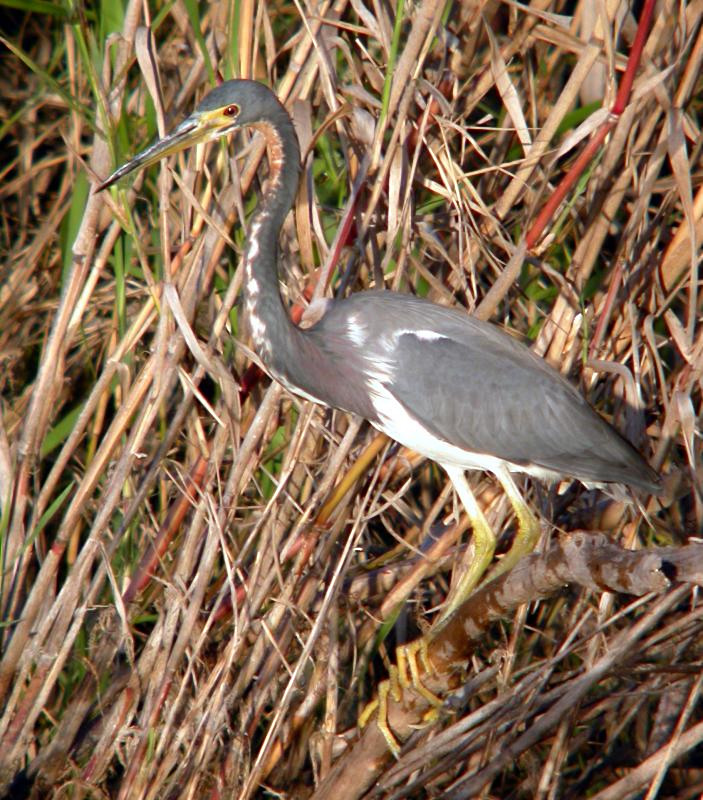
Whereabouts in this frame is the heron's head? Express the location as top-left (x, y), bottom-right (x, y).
top-left (96, 80), bottom-right (284, 192)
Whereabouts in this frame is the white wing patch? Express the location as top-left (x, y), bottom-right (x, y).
top-left (396, 328), bottom-right (448, 342)
top-left (345, 313), bottom-right (367, 346)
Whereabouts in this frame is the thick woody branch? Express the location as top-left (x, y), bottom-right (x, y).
top-left (312, 534), bottom-right (703, 800)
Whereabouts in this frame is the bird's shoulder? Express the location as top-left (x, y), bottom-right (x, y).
top-left (319, 291), bottom-right (578, 390)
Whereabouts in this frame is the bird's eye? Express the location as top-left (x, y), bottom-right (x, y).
top-left (223, 104), bottom-right (239, 117)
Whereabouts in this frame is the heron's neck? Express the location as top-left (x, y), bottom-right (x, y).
top-left (242, 113), bottom-right (301, 368)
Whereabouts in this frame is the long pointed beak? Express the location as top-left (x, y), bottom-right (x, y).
top-left (95, 113), bottom-right (206, 192)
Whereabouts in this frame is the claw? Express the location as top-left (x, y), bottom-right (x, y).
top-left (377, 674), bottom-right (401, 756)
top-left (359, 664), bottom-right (403, 755)
top-left (357, 697), bottom-right (379, 730)
top-left (397, 638), bottom-right (443, 707)
top-left (359, 637), bottom-right (443, 757)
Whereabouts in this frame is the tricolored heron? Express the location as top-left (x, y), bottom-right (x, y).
top-left (97, 77), bottom-right (658, 659)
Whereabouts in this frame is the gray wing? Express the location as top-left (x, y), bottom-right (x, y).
top-left (298, 290), bottom-right (657, 491)
top-left (340, 292), bottom-right (657, 489)
top-left (388, 325), bottom-right (656, 489)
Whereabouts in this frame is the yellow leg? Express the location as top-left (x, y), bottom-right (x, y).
top-left (437, 464), bottom-right (497, 624)
top-left (437, 465), bottom-right (542, 624)
top-left (483, 466), bottom-right (541, 584)
top-left (360, 467), bottom-right (541, 756)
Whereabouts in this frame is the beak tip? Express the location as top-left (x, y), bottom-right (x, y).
top-left (95, 167), bottom-right (126, 193)
top-left (93, 115), bottom-right (204, 195)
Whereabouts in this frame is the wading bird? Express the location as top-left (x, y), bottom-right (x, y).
top-left (97, 79), bottom-right (659, 750)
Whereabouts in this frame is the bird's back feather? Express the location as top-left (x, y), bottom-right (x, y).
top-left (304, 291), bottom-right (659, 493)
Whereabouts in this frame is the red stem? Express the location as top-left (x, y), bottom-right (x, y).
top-left (526, 0), bottom-right (656, 251)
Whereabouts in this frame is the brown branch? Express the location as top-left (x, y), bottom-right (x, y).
top-left (312, 535), bottom-right (703, 800)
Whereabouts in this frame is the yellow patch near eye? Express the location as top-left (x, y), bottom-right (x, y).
top-left (199, 108), bottom-right (236, 127)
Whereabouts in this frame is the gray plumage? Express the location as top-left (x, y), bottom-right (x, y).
top-left (278, 291), bottom-right (659, 493)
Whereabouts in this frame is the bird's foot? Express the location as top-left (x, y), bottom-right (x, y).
top-left (359, 637), bottom-right (442, 757)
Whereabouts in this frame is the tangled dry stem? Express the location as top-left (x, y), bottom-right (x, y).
top-left (0, 1), bottom-right (701, 798)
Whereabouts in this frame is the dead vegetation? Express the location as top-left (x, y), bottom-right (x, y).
top-left (0, 0), bottom-right (702, 798)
